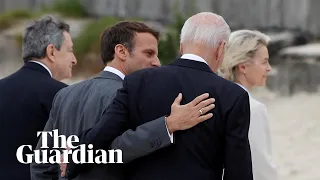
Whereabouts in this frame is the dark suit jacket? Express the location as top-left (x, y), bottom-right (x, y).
top-left (31, 71), bottom-right (172, 180)
top-left (66, 58), bottom-right (253, 180)
top-left (0, 62), bottom-right (67, 180)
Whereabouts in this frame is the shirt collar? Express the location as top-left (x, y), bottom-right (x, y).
top-left (181, 54), bottom-right (208, 65)
top-left (103, 66), bottom-right (125, 80)
top-left (29, 60), bottom-right (52, 77)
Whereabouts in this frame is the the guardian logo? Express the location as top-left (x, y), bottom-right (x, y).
top-left (16, 129), bottom-right (123, 164)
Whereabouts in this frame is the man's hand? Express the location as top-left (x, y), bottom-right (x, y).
top-left (60, 158), bottom-right (67, 177)
top-left (166, 93), bottom-right (215, 133)
top-left (60, 146), bottom-right (71, 178)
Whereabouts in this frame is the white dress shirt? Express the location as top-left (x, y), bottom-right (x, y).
top-left (103, 66), bottom-right (125, 80)
top-left (103, 66), bottom-right (174, 143)
top-left (237, 83), bottom-right (278, 180)
top-left (29, 60), bottom-right (52, 77)
top-left (181, 54), bottom-right (208, 65)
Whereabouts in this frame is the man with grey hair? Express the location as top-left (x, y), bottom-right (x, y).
top-left (0, 15), bottom-right (75, 180)
top-left (64, 12), bottom-right (253, 180)
top-left (22, 15), bottom-right (77, 80)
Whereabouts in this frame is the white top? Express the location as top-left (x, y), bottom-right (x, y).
top-left (29, 60), bottom-right (52, 77)
top-left (103, 66), bottom-right (173, 143)
top-left (181, 54), bottom-right (208, 65)
top-left (236, 83), bottom-right (278, 180)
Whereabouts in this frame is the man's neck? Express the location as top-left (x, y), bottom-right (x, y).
top-left (182, 52), bottom-right (207, 61)
top-left (182, 43), bottom-right (213, 60)
top-left (182, 51), bottom-right (218, 72)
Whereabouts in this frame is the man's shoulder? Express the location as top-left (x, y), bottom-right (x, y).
top-left (66, 76), bottom-right (122, 90)
top-left (38, 77), bottom-right (67, 96)
top-left (55, 78), bottom-right (92, 97)
top-left (15, 65), bottom-right (67, 89)
top-left (50, 78), bottom-right (68, 88)
top-left (126, 67), bottom-right (153, 78)
top-left (0, 68), bottom-right (23, 84)
top-left (215, 75), bottom-right (244, 91)
top-left (0, 69), bottom-right (66, 92)
top-left (56, 76), bottom-right (123, 99)
top-left (210, 74), bottom-right (248, 102)
top-left (52, 79), bottom-right (91, 107)
top-left (125, 66), bottom-right (172, 81)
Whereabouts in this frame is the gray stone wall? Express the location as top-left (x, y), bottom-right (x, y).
top-left (1, 0), bottom-right (319, 35)
top-left (267, 43), bottom-right (320, 95)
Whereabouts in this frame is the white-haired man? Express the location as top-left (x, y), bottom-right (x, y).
top-left (64, 12), bottom-right (253, 180)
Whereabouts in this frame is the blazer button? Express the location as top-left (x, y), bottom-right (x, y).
top-left (151, 138), bottom-right (162, 149)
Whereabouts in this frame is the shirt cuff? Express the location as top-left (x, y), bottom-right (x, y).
top-left (165, 117), bottom-right (174, 143)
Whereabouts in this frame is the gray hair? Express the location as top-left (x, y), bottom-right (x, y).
top-left (180, 12), bottom-right (230, 48)
top-left (22, 15), bottom-right (70, 62)
top-left (219, 30), bottom-right (270, 82)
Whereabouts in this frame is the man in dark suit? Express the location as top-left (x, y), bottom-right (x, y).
top-left (0, 15), bottom-right (76, 180)
top-left (32, 21), bottom-right (215, 180)
top-left (64, 12), bottom-right (253, 180)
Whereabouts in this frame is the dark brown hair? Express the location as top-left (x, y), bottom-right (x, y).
top-left (100, 21), bottom-right (160, 64)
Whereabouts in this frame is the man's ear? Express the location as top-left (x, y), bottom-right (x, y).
top-left (46, 44), bottom-right (55, 62)
top-left (216, 41), bottom-right (226, 61)
top-left (114, 44), bottom-right (127, 61)
top-left (179, 44), bottom-right (183, 56)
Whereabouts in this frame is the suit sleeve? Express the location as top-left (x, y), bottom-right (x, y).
top-left (110, 116), bottom-right (172, 163)
top-left (223, 91), bottom-right (253, 180)
top-left (30, 94), bottom-right (60, 180)
top-left (249, 104), bottom-right (278, 180)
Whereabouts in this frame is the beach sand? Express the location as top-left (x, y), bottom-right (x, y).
top-left (253, 88), bottom-right (320, 180)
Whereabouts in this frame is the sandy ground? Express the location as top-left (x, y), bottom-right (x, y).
top-left (1, 65), bottom-right (319, 179)
top-left (253, 88), bottom-right (320, 180)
